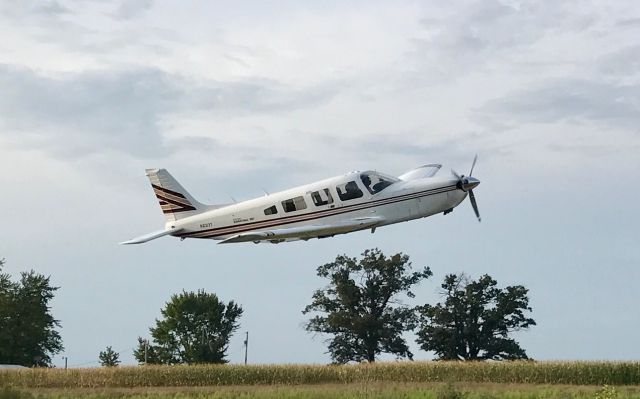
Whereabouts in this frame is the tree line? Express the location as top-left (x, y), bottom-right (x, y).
top-left (0, 250), bottom-right (535, 367)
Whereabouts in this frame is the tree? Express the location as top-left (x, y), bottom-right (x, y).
top-left (303, 248), bottom-right (432, 363)
top-left (134, 290), bottom-right (243, 364)
top-left (0, 258), bottom-right (63, 367)
top-left (99, 346), bottom-right (120, 367)
top-left (416, 273), bottom-right (535, 360)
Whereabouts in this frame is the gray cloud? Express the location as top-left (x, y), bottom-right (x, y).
top-left (112, 0), bottom-right (154, 20)
top-left (616, 17), bottom-right (640, 27)
top-left (412, 4), bottom-right (556, 67)
top-left (0, 66), bottom-right (179, 157)
top-left (0, 65), bottom-right (340, 158)
top-left (403, 1), bottom-right (599, 85)
top-left (477, 78), bottom-right (640, 131)
top-left (597, 45), bottom-right (640, 78)
top-left (0, 1), bottom-right (70, 19)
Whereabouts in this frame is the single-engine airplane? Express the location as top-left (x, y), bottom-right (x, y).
top-left (121, 157), bottom-right (481, 245)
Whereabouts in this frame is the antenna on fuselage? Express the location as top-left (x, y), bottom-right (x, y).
top-left (260, 187), bottom-right (270, 196)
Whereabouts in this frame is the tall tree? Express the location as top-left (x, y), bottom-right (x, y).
top-left (416, 273), bottom-right (535, 360)
top-left (303, 248), bottom-right (432, 363)
top-left (134, 290), bottom-right (243, 364)
top-left (0, 258), bottom-right (63, 367)
top-left (98, 346), bottom-right (120, 367)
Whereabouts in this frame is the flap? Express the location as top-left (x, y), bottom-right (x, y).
top-left (219, 217), bottom-right (383, 244)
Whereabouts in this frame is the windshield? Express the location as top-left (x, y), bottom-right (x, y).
top-left (360, 172), bottom-right (397, 195)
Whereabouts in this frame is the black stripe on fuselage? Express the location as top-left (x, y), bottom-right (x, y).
top-left (180, 184), bottom-right (458, 239)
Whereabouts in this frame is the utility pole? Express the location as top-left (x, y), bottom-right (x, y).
top-left (144, 339), bottom-right (149, 364)
top-left (62, 356), bottom-right (67, 370)
top-left (244, 331), bottom-right (249, 365)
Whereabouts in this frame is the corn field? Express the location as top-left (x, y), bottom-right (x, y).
top-left (1, 362), bottom-right (640, 389)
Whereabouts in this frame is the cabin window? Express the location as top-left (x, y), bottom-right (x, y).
top-left (360, 173), bottom-right (395, 195)
top-left (282, 196), bottom-right (307, 213)
top-left (311, 188), bottom-right (334, 206)
top-left (336, 180), bottom-right (363, 201)
top-left (263, 205), bottom-right (278, 215)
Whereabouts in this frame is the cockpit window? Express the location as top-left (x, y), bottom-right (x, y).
top-left (336, 180), bottom-right (364, 201)
top-left (311, 188), bottom-right (333, 206)
top-left (360, 173), bottom-right (395, 195)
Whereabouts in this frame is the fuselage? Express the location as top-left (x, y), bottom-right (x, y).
top-left (166, 171), bottom-right (468, 242)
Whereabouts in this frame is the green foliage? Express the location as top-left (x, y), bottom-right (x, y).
top-left (0, 258), bottom-right (63, 367)
top-left (133, 290), bottom-right (243, 365)
top-left (303, 248), bottom-right (432, 363)
top-left (0, 387), bottom-right (33, 399)
top-left (437, 383), bottom-right (465, 399)
top-left (416, 273), bottom-right (535, 361)
top-left (99, 346), bottom-right (120, 367)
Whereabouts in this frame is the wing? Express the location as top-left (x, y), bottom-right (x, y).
top-left (120, 228), bottom-right (183, 245)
top-left (218, 216), bottom-right (383, 244)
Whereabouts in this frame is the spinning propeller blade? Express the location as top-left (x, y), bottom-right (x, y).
top-left (469, 154), bottom-right (478, 176)
top-left (469, 189), bottom-right (481, 222)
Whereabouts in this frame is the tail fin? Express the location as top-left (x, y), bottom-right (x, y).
top-left (146, 169), bottom-right (205, 222)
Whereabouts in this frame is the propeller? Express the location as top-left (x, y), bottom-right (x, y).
top-left (451, 155), bottom-right (481, 222)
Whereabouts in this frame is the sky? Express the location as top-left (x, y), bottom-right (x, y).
top-left (1, 0), bottom-right (639, 367)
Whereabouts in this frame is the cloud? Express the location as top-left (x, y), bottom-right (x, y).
top-left (616, 17), bottom-right (640, 27)
top-left (0, 65), bottom-right (340, 159)
top-left (405, 1), bottom-right (593, 83)
top-left (477, 78), bottom-right (640, 131)
top-left (0, 66), bottom-right (179, 157)
top-left (597, 45), bottom-right (640, 79)
top-left (112, 0), bottom-right (154, 20)
top-left (0, 1), bottom-right (70, 19)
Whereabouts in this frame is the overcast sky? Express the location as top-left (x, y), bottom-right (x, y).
top-left (1, 0), bottom-right (639, 367)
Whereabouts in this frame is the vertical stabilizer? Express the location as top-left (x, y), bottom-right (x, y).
top-left (146, 169), bottom-right (205, 222)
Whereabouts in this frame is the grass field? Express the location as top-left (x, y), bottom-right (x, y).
top-left (2, 362), bottom-right (640, 398)
top-left (3, 383), bottom-right (639, 399)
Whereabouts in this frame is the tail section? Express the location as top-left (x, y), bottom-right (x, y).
top-left (146, 169), bottom-right (205, 222)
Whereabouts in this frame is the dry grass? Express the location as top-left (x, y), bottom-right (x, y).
top-left (1, 361), bottom-right (640, 390)
top-left (5, 382), bottom-right (640, 399)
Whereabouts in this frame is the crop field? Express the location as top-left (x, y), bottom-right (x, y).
top-left (2, 362), bottom-right (640, 398)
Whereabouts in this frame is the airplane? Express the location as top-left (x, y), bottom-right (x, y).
top-left (121, 156), bottom-right (481, 245)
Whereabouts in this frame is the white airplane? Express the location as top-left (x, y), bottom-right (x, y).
top-left (121, 157), bottom-right (481, 245)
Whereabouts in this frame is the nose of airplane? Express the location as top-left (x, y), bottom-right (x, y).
top-left (463, 177), bottom-right (480, 191)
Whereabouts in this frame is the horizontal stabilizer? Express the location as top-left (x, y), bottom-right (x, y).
top-left (120, 228), bottom-right (183, 245)
top-left (218, 217), bottom-right (383, 244)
